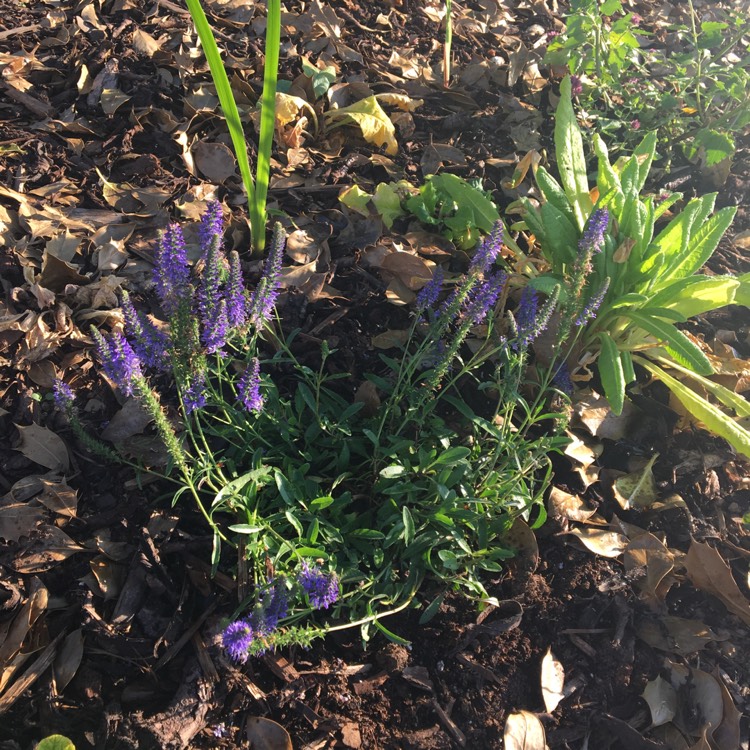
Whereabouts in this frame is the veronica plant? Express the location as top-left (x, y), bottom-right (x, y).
top-left (184, 0), bottom-right (280, 255)
top-left (55, 205), bottom-right (569, 660)
top-left (516, 76), bottom-right (750, 456)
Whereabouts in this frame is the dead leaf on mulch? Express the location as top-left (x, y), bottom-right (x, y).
top-left (51, 629), bottom-right (84, 695)
top-left (685, 539), bottom-right (750, 626)
top-left (245, 716), bottom-right (293, 750)
top-left (503, 711), bottom-right (546, 750)
top-left (623, 530), bottom-right (680, 607)
top-left (560, 526), bottom-right (628, 558)
top-left (540, 647), bottom-right (564, 713)
top-left (635, 614), bottom-right (724, 656)
top-left (12, 525), bottom-right (83, 574)
top-left (14, 423), bottom-right (70, 472)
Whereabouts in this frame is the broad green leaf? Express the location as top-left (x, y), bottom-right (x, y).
top-left (632, 132), bottom-right (657, 192)
top-left (624, 310), bottom-right (713, 375)
top-left (535, 166), bottom-right (574, 221)
top-left (372, 181), bottom-right (411, 229)
top-left (594, 134), bottom-right (619, 196)
top-left (428, 173), bottom-right (500, 233)
top-left (227, 524), bottom-right (264, 534)
top-left (539, 201), bottom-right (579, 264)
top-left (660, 206), bottom-right (737, 283)
top-left (338, 184), bottom-right (372, 216)
top-left (734, 273), bottom-right (750, 307)
top-left (636, 359), bottom-right (750, 459)
top-left (555, 76), bottom-right (593, 230)
top-left (688, 128), bottom-right (736, 167)
top-left (36, 737), bottom-right (75, 750)
top-left (647, 276), bottom-right (739, 318)
top-left (324, 96), bottom-right (398, 155)
top-left (403, 506), bottom-right (415, 545)
top-left (598, 332), bottom-right (626, 415)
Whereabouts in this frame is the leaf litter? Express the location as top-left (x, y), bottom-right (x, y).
top-left (0, 0), bottom-right (749, 747)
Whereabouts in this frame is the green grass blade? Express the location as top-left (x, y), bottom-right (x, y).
top-left (184, 0), bottom-right (258, 241)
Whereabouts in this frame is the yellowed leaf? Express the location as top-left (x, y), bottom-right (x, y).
top-left (324, 96), bottom-right (398, 155)
top-left (562, 527), bottom-right (628, 557)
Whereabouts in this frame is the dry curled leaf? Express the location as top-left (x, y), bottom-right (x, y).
top-left (685, 540), bottom-right (750, 626)
top-left (561, 527), bottom-right (628, 558)
top-left (504, 711), bottom-right (547, 750)
top-left (540, 648), bottom-right (564, 713)
top-left (245, 716), bottom-right (293, 750)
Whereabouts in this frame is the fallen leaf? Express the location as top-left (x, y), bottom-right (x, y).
top-left (101, 398), bottom-right (153, 443)
top-left (573, 392), bottom-right (637, 440)
top-left (613, 454), bottom-right (660, 510)
top-left (642, 675), bottom-right (677, 727)
top-left (561, 527), bottom-right (628, 557)
top-left (666, 660), bottom-right (723, 737)
top-left (14, 423), bottom-right (70, 472)
top-left (324, 96), bottom-right (398, 155)
top-left (13, 526), bottom-right (83, 573)
top-left (132, 29), bottom-right (160, 57)
top-left (52, 629), bottom-right (84, 695)
top-left (193, 141), bottom-right (237, 183)
top-left (623, 531), bottom-right (678, 606)
top-left (504, 711), bottom-right (546, 750)
top-left (245, 716), bottom-right (293, 750)
top-left (380, 251), bottom-right (432, 291)
top-left (546, 486), bottom-right (600, 524)
top-left (636, 614), bottom-right (722, 655)
top-left (541, 648), bottom-right (564, 713)
top-left (0, 503), bottom-right (46, 543)
top-left (685, 540), bottom-right (750, 626)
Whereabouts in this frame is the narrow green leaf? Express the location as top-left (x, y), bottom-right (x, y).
top-left (598, 332), bottom-right (626, 415)
top-left (636, 359), bottom-right (750, 459)
top-left (403, 506), bottom-right (415, 545)
top-left (419, 591), bottom-right (446, 624)
top-left (623, 310), bottom-right (713, 375)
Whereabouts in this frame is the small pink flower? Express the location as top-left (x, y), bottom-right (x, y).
top-left (632, 14), bottom-right (642, 26)
top-left (631, 119), bottom-right (641, 130)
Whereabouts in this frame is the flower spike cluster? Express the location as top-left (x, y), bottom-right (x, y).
top-left (92, 329), bottom-right (143, 397)
top-left (248, 223), bottom-right (286, 328)
top-left (153, 223), bottom-right (190, 317)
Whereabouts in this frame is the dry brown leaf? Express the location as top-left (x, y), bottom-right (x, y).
top-left (132, 29), bottom-right (160, 57)
top-left (14, 423), bottom-right (69, 472)
top-left (561, 527), bottom-right (628, 557)
top-left (370, 329), bottom-right (409, 349)
top-left (52, 629), bottom-right (84, 695)
top-left (666, 661), bottom-right (723, 737)
top-left (101, 398), bottom-right (153, 443)
top-left (245, 716), bottom-right (293, 750)
top-left (502, 517), bottom-right (539, 575)
top-left (573, 392), bottom-right (637, 441)
top-left (12, 526), bottom-right (83, 574)
top-left (635, 615), bottom-right (723, 656)
top-left (642, 675), bottom-right (677, 727)
top-left (380, 251), bottom-right (432, 291)
top-left (193, 141), bottom-right (237, 183)
top-left (546, 486), bottom-right (600, 524)
top-left (685, 540), bottom-right (750, 626)
top-left (540, 648), bottom-right (564, 713)
top-left (623, 531), bottom-right (678, 606)
top-left (711, 669), bottom-right (741, 750)
top-left (36, 478), bottom-right (77, 519)
top-left (503, 711), bottom-right (547, 750)
top-left (0, 504), bottom-right (45, 543)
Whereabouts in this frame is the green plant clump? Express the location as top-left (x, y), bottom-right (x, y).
top-left (54, 208), bottom-right (573, 658)
top-left (515, 75), bottom-right (750, 457)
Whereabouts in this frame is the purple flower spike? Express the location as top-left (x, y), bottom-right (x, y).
top-left (238, 357), bottom-right (264, 414)
top-left (222, 619), bottom-right (254, 663)
top-left (259, 578), bottom-right (289, 631)
top-left (183, 373), bottom-right (207, 414)
top-left (153, 223), bottom-right (190, 316)
top-left (53, 379), bottom-right (75, 412)
top-left (553, 362), bottom-right (574, 397)
top-left (93, 329), bottom-right (143, 396)
top-left (576, 278), bottom-right (610, 326)
top-left (198, 237), bottom-right (229, 354)
top-left (297, 561), bottom-right (339, 610)
top-left (248, 223), bottom-right (286, 328)
top-left (199, 200), bottom-right (224, 255)
top-left (579, 209), bottom-right (609, 257)
top-left (121, 293), bottom-right (170, 371)
top-left (227, 251), bottom-right (246, 329)
top-left (464, 270), bottom-right (507, 325)
top-left (469, 221), bottom-right (504, 275)
top-left (416, 267), bottom-right (444, 313)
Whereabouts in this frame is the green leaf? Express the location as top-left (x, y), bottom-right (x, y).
top-left (539, 201), bottom-right (579, 264)
top-left (636, 359), bottom-right (750, 459)
top-left (623, 310), bottom-right (713, 375)
top-left (402, 506), bottom-right (415, 545)
top-left (734, 273), bottom-right (750, 308)
top-left (432, 446), bottom-right (471, 466)
top-left (535, 166), bottom-right (575, 221)
top-left (373, 616), bottom-right (412, 645)
top-left (227, 524), bottom-right (264, 534)
top-left (311, 495), bottom-right (335, 509)
top-left (36, 737), bottom-right (75, 750)
top-left (380, 465), bottom-right (407, 479)
top-left (594, 134), bottom-right (620, 196)
top-left (428, 173), bottom-right (500, 234)
top-left (661, 206), bottom-right (737, 282)
top-left (555, 76), bottom-right (593, 230)
top-left (646, 276), bottom-right (739, 318)
top-left (419, 591), bottom-right (446, 624)
top-left (598, 332), bottom-right (626, 415)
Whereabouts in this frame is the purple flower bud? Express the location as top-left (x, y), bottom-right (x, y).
top-left (121, 293), bottom-right (170, 371)
top-left (258, 578), bottom-right (289, 631)
top-left (570, 75), bottom-right (583, 96)
top-left (553, 361), bottom-right (574, 397)
top-left (52, 379), bottom-right (75, 412)
top-left (227, 251), bottom-right (247, 329)
top-left (514, 284), bottom-right (559, 349)
top-left (153, 223), bottom-right (190, 316)
top-left (579, 209), bottom-right (609, 257)
top-left (464, 270), bottom-right (507, 325)
top-left (416, 267), bottom-right (444, 313)
top-left (469, 221), bottom-right (504, 275)
top-left (93, 329), bottom-right (143, 396)
top-left (183, 373), bottom-right (207, 414)
top-left (237, 358), bottom-right (264, 414)
top-left (631, 119), bottom-right (641, 130)
top-left (248, 223), bottom-right (286, 328)
top-left (297, 561), bottom-right (339, 610)
top-left (222, 619), bottom-right (254, 663)
top-left (575, 278), bottom-right (610, 326)
top-left (199, 200), bottom-right (224, 255)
